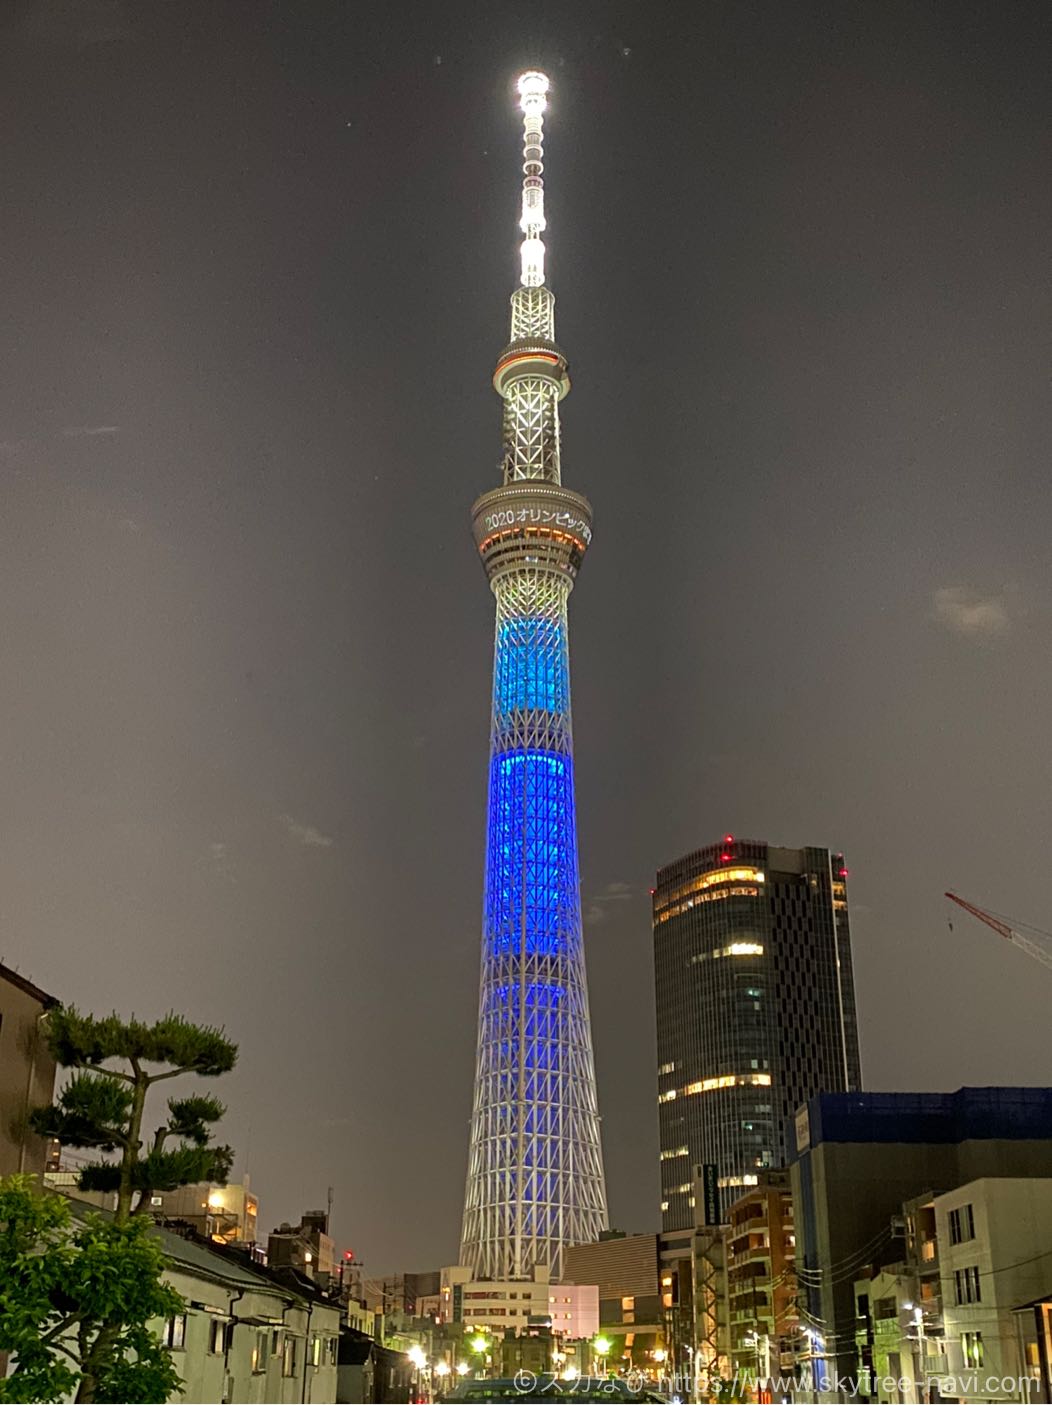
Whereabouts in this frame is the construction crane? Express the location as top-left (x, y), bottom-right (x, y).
top-left (945, 892), bottom-right (1052, 973)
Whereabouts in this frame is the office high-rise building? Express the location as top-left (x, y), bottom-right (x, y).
top-left (459, 73), bottom-right (607, 1281)
top-left (652, 837), bottom-right (861, 1230)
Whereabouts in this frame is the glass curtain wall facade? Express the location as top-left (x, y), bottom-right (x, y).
top-left (653, 838), bottom-right (860, 1231)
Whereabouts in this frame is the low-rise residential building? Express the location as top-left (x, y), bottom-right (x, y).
top-left (10, 1201), bottom-right (343, 1404)
top-left (793, 1088), bottom-right (1052, 1399)
top-left (158, 1229), bottom-right (341, 1404)
top-left (725, 1170), bottom-right (798, 1388)
top-left (938, 1177), bottom-right (1052, 1402)
top-left (853, 1265), bottom-right (923, 1403)
top-left (0, 964), bottom-right (59, 1178)
top-left (269, 1209), bottom-right (335, 1284)
top-left (336, 1331), bottom-right (414, 1404)
top-left (153, 1178), bottom-right (259, 1247)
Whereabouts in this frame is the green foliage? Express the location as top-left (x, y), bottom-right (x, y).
top-left (30, 1073), bottom-right (132, 1150)
top-left (0, 1177), bottom-right (183, 1404)
top-left (21, 1006), bottom-right (238, 1399)
top-left (43, 1009), bottom-right (236, 1078)
top-left (166, 1094), bottom-right (226, 1146)
top-left (28, 1006), bottom-right (238, 1222)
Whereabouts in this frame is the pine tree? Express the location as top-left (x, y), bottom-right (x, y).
top-left (22, 1007), bottom-right (239, 1401)
top-left (30, 1008), bottom-right (238, 1226)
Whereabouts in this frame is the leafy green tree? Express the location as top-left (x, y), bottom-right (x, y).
top-left (0, 1175), bottom-right (183, 1404)
top-left (12, 1008), bottom-right (239, 1401)
top-left (30, 1009), bottom-right (237, 1225)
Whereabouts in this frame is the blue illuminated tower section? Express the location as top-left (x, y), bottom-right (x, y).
top-left (461, 72), bottom-right (608, 1282)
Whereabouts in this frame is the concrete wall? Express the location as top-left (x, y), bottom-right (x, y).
top-left (938, 1178), bottom-right (1052, 1404)
top-left (156, 1266), bottom-right (341, 1404)
top-left (792, 1139), bottom-right (962, 1390)
top-left (0, 972), bottom-right (56, 1177)
top-left (794, 1140), bottom-right (1052, 1398)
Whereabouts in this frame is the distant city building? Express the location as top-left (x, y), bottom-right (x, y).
top-left (724, 1170), bottom-right (798, 1387)
top-left (562, 1226), bottom-right (726, 1384)
top-left (440, 1264), bottom-right (553, 1333)
top-left (563, 1232), bottom-right (665, 1354)
top-left (545, 1283), bottom-right (599, 1340)
top-left (43, 1164), bottom-right (114, 1212)
top-left (152, 1178), bottom-right (258, 1247)
top-left (365, 1271), bottom-right (441, 1317)
top-left (268, 1209), bottom-right (334, 1283)
top-left (653, 837), bottom-right (861, 1225)
top-left (852, 1264), bottom-right (921, 1403)
top-left (497, 1323), bottom-right (556, 1380)
top-left (792, 1087), bottom-right (1052, 1393)
top-left (0, 963), bottom-right (58, 1178)
top-left (337, 1332), bottom-right (414, 1405)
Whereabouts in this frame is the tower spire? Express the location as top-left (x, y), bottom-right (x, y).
top-left (517, 70), bottom-right (549, 288)
top-left (461, 72), bottom-right (608, 1284)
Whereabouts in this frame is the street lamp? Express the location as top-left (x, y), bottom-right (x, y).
top-left (593, 1336), bottom-right (611, 1376)
top-left (456, 1362), bottom-right (470, 1377)
top-left (470, 1333), bottom-right (490, 1380)
top-left (406, 1344), bottom-right (427, 1402)
top-left (434, 1359), bottom-right (450, 1400)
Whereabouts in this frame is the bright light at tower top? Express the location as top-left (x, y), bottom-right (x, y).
top-left (517, 70), bottom-right (549, 111)
top-left (516, 71), bottom-right (550, 287)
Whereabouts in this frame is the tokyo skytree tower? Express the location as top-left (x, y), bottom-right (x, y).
top-left (460, 72), bottom-right (608, 1282)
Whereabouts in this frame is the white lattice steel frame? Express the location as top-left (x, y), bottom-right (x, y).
top-left (461, 72), bottom-right (608, 1283)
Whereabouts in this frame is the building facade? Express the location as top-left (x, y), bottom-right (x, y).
top-left (440, 1263), bottom-right (553, 1333)
top-left (792, 1087), bottom-right (1052, 1397)
top-left (937, 1177), bottom-right (1052, 1402)
top-left (653, 837), bottom-right (860, 1227)
top-left (0, 963), bottom-right (58, 1178)
top-left (460, 71), bottom-right (607, 1282)
top-left (269, 1210), bottom-right (335, 1285)
top-left (563, 1232), bottom-right (665, 1363)
top-left (725, 1170), bottom-right (798, 1387)
top-left (562, 1227), bottom-right (729, 1387)
top-left (156, 1229), bottom-right (342, 1405)
top-left (152, 1179), bottom-right (259, 1247)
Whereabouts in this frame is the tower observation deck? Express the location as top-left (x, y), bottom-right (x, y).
top-left (460, 72), bottom-right (609, 1282)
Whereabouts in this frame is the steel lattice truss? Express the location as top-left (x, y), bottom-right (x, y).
top-left (461, 74), bottom-right (608, 1283)
top-left (501, 377), bottom-right (562, 483)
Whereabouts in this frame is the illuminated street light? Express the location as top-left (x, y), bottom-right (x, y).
top-left (407, 1345), bottom-right (426, 1369)
top-left (435, 1361), bottom-right (451, 1378)
top-left (471, 1335), bottom-right (489, 1354)
top-left (456, 1363), bottom-right (470, 1377)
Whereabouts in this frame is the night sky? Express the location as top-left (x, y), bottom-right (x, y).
top-left (2, 0), bottom-right (1050, 1275)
